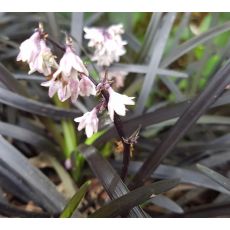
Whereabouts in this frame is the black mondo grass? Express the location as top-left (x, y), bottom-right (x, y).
top-left (1, 12), bottom-right (230, 218)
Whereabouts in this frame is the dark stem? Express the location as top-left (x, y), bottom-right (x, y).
top-left (113, 113), bottom-right (130, 180)
top-left (46, 35), bottom-right (131, 181)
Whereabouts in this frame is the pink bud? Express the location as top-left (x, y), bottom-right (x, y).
top-left (64, 158), bottom-right (72, 170)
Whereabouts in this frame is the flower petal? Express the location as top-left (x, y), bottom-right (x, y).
top-left (85, 124), bottom-right (94, 138)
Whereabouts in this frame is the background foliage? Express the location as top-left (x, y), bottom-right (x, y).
top-left (1, 12), bottom-right (230, 217)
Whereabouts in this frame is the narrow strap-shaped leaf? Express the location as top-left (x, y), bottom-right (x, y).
top-left (0, 165), bottom-right (34, 202)
top-left (71, 12), bottom-right (84, 55)
top-left (130, 59), bottom-right (230, 188)
top-left (60, 181), bottom-right (91, 218)
top-left (138, 13), bottom-right (163, 62)
top-left (89, 179), bottom-right (178, 218)
top-left (112, 161), bottom-right (230, 195)
top-left (0, 202), bottom-right (52, 218)
top-left (30, 154), bottom-right (77, 198)
top-left (149, 194), bottom-right (184, 214)
top-left (164, 202), bottom-right (230, 218)
top-left (0, 63), bottom-right (79, 118)
top-left (169, 12), bottom-right (191, 53)
top-left (130, 59), bottom-right (230, 189)
top-left (159, 76), bottom-right (185, 101)
top-left (197, 164), bottom-right (230, 191)
top-left (95, 90), bottom-right (230, 147)
top-left (0, 63), bottom-right (27, 96)
top-left (0, 121), bottom-right (57, 153)
top-left (0, 136), bottom-right (66, 213)
top-left (135, 13), bottom-right (176, 115)
top-left (79, 144), bottom-right (149, 218)
top-left (161, 21), bottom-right (230, 68)
top-left (199, 152), bottom-right (230, 168)
top-left (0, 87), bottom-right (79, 118)
top-left (46, 13), bottom-right (59, 40)
top-left (109, 63), bottom-right (188, 77)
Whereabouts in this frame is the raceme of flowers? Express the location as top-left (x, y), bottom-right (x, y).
top-left (84, 24), bottom-right (127, 67)
top-left (17, 24), bottom-right (135, 138)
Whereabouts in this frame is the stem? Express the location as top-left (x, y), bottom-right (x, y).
top-left (113, 113), bottom-right (131, 180)
top-left (53, 95), bottom-right (77, 159)
top-left (61, 119), bottom-right (77, 156)
top-left (47, 36), bottom-right (132, 181)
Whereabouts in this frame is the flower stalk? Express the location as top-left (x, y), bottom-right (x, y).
top-left (17, 26), bottom-right (136, 181)
top-left (47, 35), bottom-right (133, 180)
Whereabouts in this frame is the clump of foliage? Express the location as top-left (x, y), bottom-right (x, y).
top-left (1, 12), bottom-right (230, 218)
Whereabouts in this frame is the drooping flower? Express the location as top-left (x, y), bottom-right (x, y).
top-left (84, 24), bottom-right (127, 66)
top-left (41, 70), bottom-right (80, 102)
top-left (107, 87), bottom-right (135, 121)
top-left (41, 77), bottom-right (62, 98)
top-left (41, 43), bottom-right (95, 103)
top-left (17, 30), bottom-right (41, 64)
top-left (74, 108), bottom-right (99, 138)
top-left (28, 40), bottom-right (58, 76)
top-left (53, 46), bottom-right (89, 78)
top-left (17, 29), bottom-right (57, 76)
top-left (79, 75), bottom-right (96, 96)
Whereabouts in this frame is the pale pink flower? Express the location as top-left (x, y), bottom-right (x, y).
top-left (107, 87), bottom-right (135, 121)
top-left (17, 30), bottom-right (57, 76)
top-left (41, 70), bottom-right (80, 102)
top-left (41, 77), bottom-right (62, 98)
top-left (17, 31), bottom-right (41, 65)
top-left (84, 27), bottom-right (105, 47)
top-left (84, 24), bottom-right (127, 66)
top-left (57, 82), bottom-right (72, 102)
top-left (42, 45), bottom-right (92, 103)
top-left (53, 46), bottom-right (89, 78)
top-left (28, 40), bottom-right (58, 76)
top-left (74, 108), bottom-right (99, 138)
top-left (108, 24), bottom-right (125, 37)
top-left (79, 75), bottom-right (96, 96)
top-left (68, 71), bottom-right (80, 102)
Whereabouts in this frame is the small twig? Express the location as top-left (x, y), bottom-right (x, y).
top-left (46, 35), bottom-right (132, 181)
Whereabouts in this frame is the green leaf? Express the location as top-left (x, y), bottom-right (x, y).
top-left (194, 44), bottom-right (205, 59)
top-left (89, 179), bottom-right (179, 218)
top-left (202, 55), bottom-right (220, 78)
top-left (85, 129), bottom-right (107, 145)
top-left (60, 181), bottom-right (91, 218)
top-left (199, 14), bottom-right (212, 33)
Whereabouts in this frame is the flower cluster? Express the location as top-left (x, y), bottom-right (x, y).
top-left (84, 24), bottom-right (127, 67)
top-left (17, 24), bottom-right (135, 138)
top-left (17, 29), bottom-right (58, 76)
top-left (84, 24), bottom-right (128, 89)
top-left (41, 44), bottom-right (96, 102)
